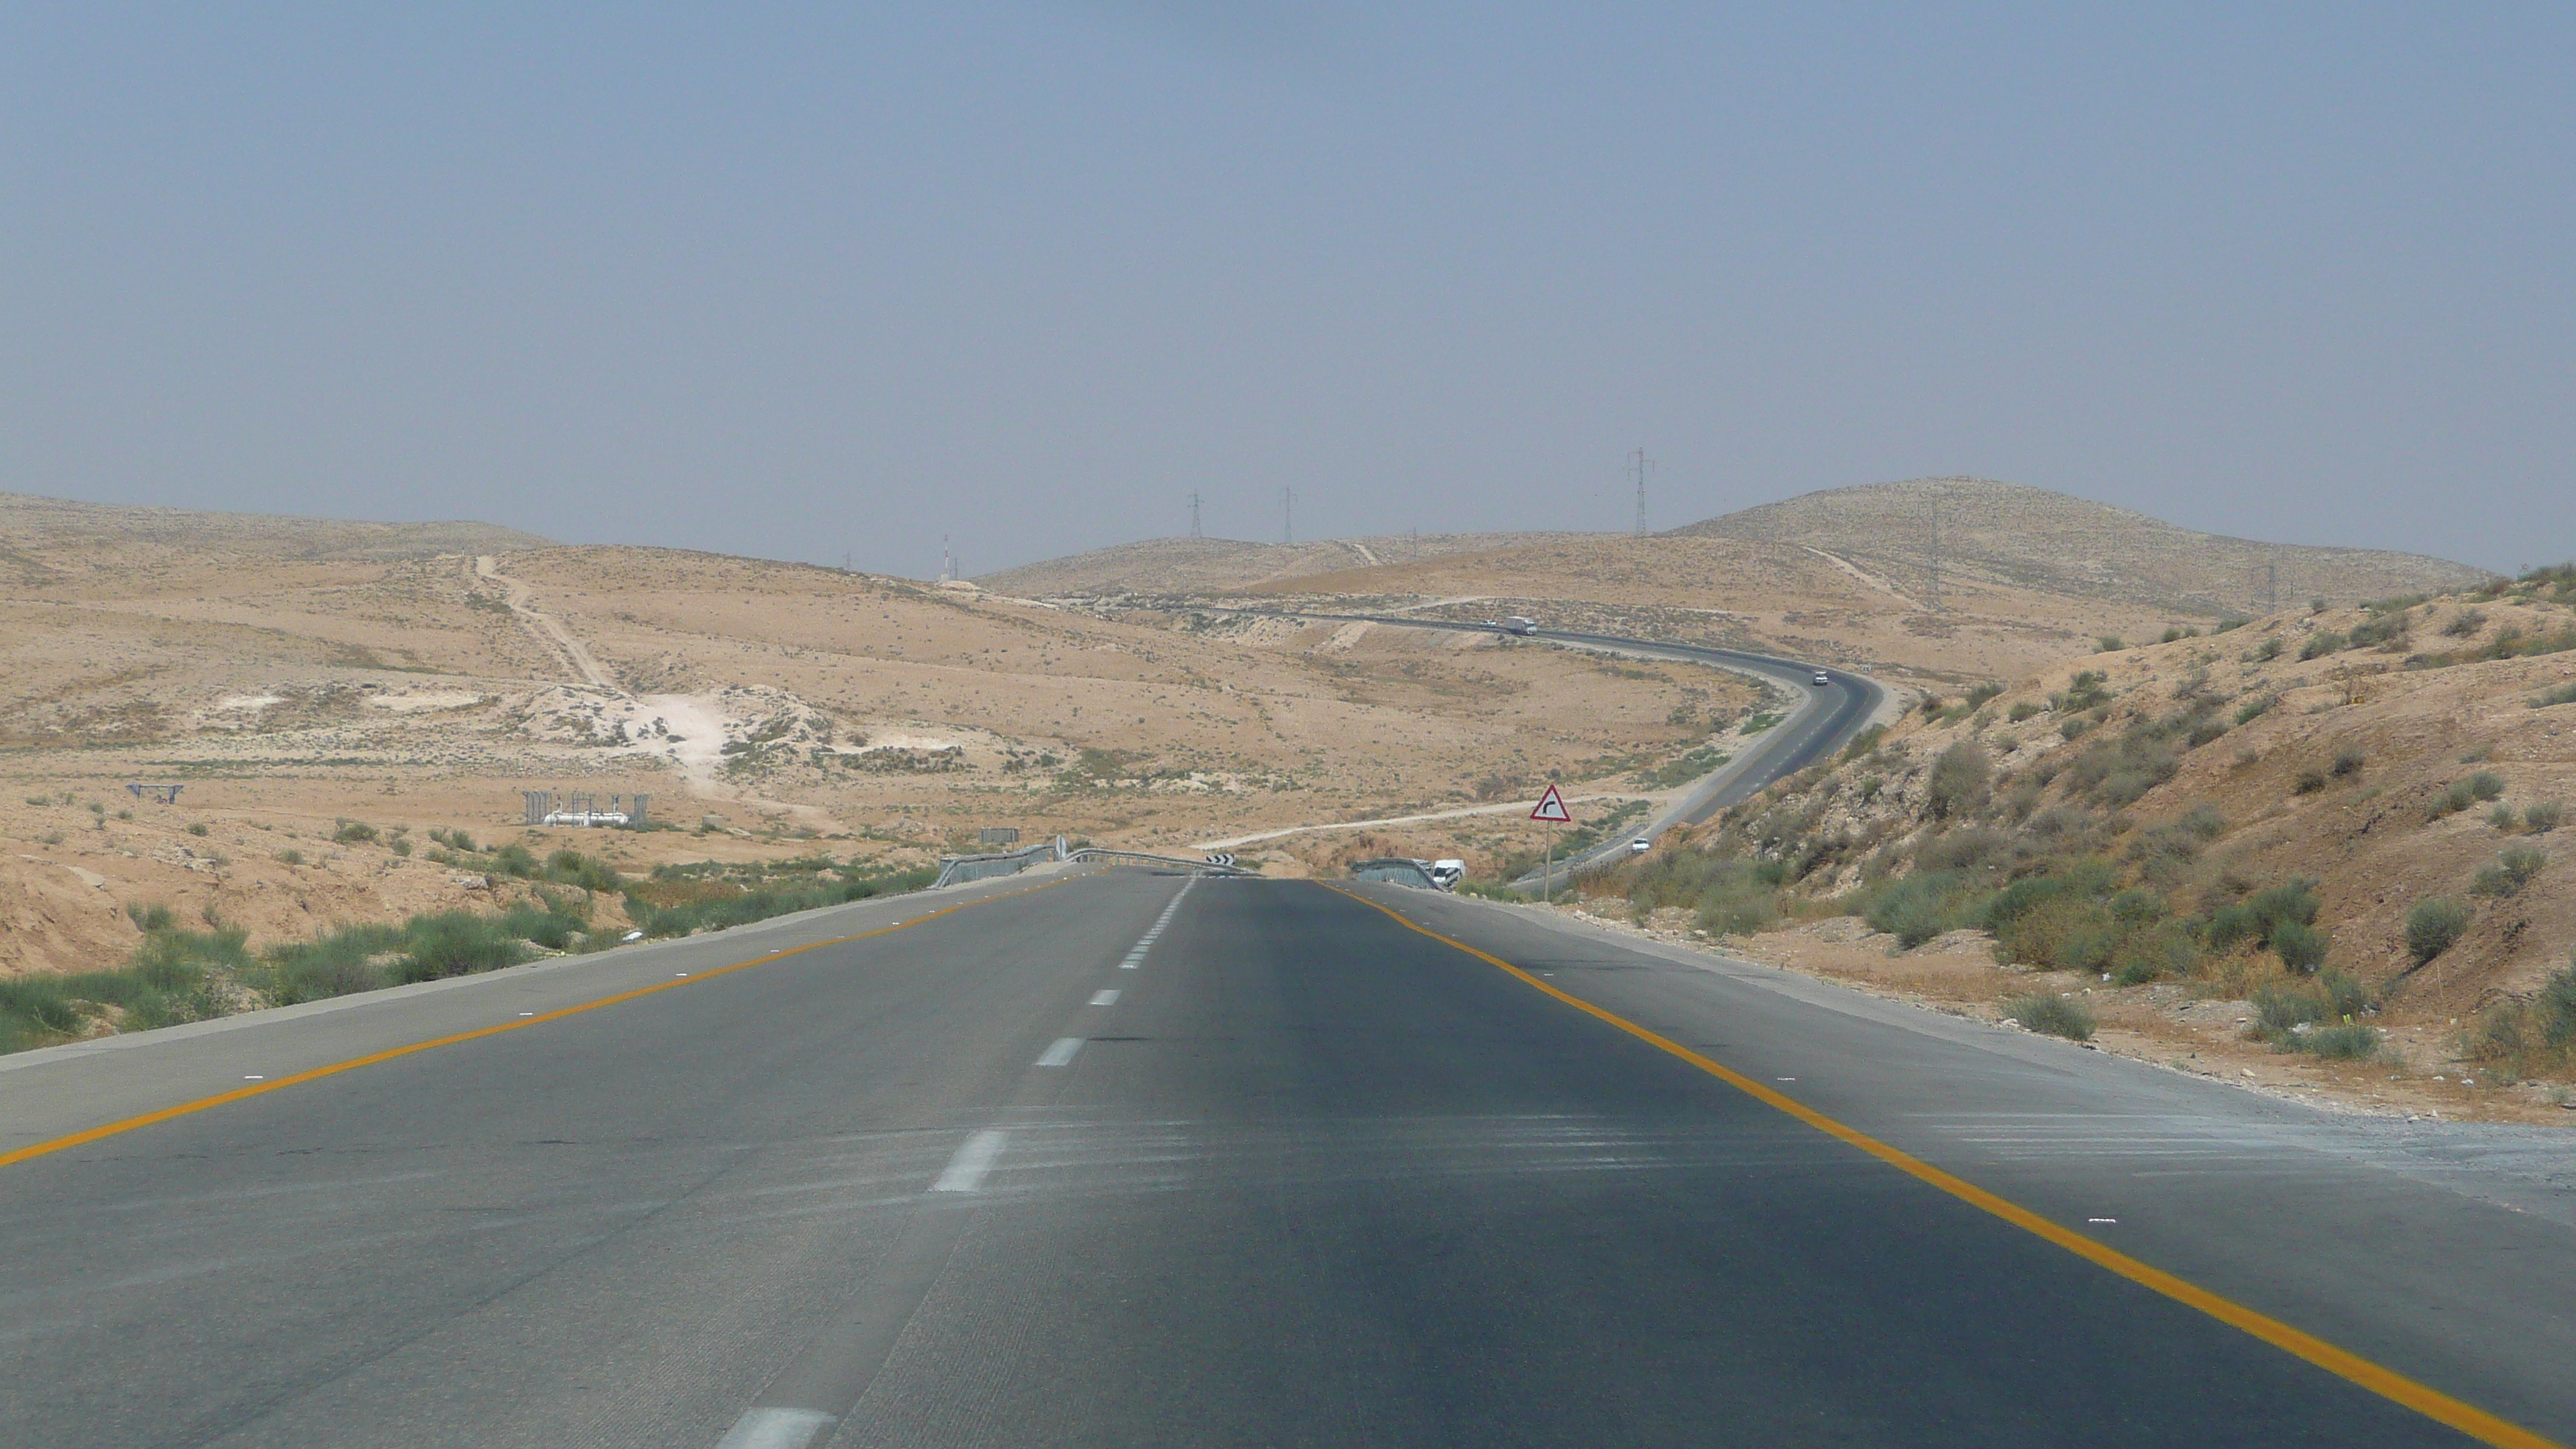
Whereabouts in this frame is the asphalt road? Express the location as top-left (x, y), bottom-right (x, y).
top-left (1195, 608), bottom-right (1887, 882)
top-left (5, 872), bottom-right (2571, 1447)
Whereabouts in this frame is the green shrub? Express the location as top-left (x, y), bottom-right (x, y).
top-left (2470, 846), bottom-right (2546, 898)
top-left (185, 822), bottom-right (211, 838)
top-left (2348, 613), bottom-right (2408, 649)
top-left (2206, 879), bottom-right (2321, 957)
top-left (332, 819), bottom-right (378, 844)
top-left (490, 843), bottom-right (539, 877)
top-left (398, 913), bottom-right (530, 982)
top-left (1836, 724), bottom-right (1887, 763)
top-left (2321, 968), bottom-right (2372, 1020)
top-left (1860, 870), bottom-right (1989, 948)
top-left (541, 848), bottom-right (622, 893)
top-left (1695, 879), bottom-right (1779, 936)
top-left (2215, 618), bottom-right (2250, 633)
top-left (2299, 631), bottom-right (2348, 660)
top-left (2110, 922), bottom-right (2197, 985)
top-left (2405, 897), bottom-right (2472, 963)
top-left (1926, 741), bottom-right (1993, 820)
top-left (2004, 993), bottom-right (2095, 1040)
top-left (2008, 701), bottom-right (2043, 723)
top-left (2096, 636), bottom-right (2126, 653)
top-left (2489, 804), bottom-right (2519, 831)
top-left (2540, 960), bottom-right (2576, 1050)
top-left (2001, 898), bottom-right (2121, 973)
top-left (2434, 771), bottom-right (2510, 820)
top-left (2527, 801), bottom-right (2564, 833)
top-left (2252, 981), bottom-right (2330, 1036)
top-left (499, 901), bottom-right (587, 950)
top-left (274, 848), bottom-right (303, 866)
top-left (263, 923), bottom-right (406, 1005)
top-left (2330, 749), bottom-right (2365, 779)
top-left (2300, 1023), bottom-right (2382, 1060)
top-left (622, 867), bottom-right (937, 939)
top-left (2531, 682), bottom-right (2576, 709)
top-left (2269, 918), bottom-right (2329, 974)
top-left (2293, 769), bottom-right (2327, 795)
top-left (125, 902), bottom-right (175, 932)
top-left (2053, 671), bottom-right (2111, 712)
top-left (2251, 635), bottom-right (2284, 662)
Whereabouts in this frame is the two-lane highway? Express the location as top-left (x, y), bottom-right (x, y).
top-left (3, 872), bottom-right (2571, 1447)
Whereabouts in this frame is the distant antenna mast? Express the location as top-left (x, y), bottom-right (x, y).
top-left (1629, 448), bottom-right (1653, 536)
top-left (2264, 554), bottom-right (2279, 615)
top-left (1187, 492), bottom-right (1204, 539)
top-left (1282, 487), bottom-right (1294, 545)
top-left (940, 535), bottom-right (954, 584)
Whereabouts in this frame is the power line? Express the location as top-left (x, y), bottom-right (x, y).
top-left (1282, 487), bottom-right (1294, 545)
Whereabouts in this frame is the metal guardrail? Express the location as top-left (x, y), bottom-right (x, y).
top-left (1349, 858), bottom-right (1440, 889)
top-left (931, 840), bottom-right (1063, 889)
top-left (1067, 848), bottom-right (1256, 875)
top-left (933, 841), bottom-right (1258, 887)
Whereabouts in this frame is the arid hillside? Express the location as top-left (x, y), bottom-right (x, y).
top-left (975, 531), bottom-right (1577, 598)
top-left (982, 480), bottom-right (2489, 702)
top-left (1242, 533), bottom-right (2177, 687)
top-left (0, 500), bottom-right (1752, 978)
top-left (0, 491), bottom-right (552, 563)
top-left (1670, 477), bottom-right (2487, 614)
top-left (1592, 569), bottom-right (2576, 1112)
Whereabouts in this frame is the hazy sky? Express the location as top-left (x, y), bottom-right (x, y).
top-left (5, 5), bottom-right (2570, 576)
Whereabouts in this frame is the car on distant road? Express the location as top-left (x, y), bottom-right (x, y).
top-left (1812, 670), bottom-right (1831, 686)
top-left (1628, 837), bottom-right (1652, 855)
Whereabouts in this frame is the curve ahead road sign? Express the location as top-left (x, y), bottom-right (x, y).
top-left (1530, 783), bottom-right (1572, 823)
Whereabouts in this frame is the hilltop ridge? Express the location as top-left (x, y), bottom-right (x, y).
top-left (1668, 477), bottom-right (2485, 614)
top-left (0, 491), bottom-right (553, 565)
top-left (973, 531), bottom-right (1579, 598)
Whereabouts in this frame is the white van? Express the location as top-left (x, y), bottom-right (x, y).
top-left (1427, 859), bottom-right (1466, 889)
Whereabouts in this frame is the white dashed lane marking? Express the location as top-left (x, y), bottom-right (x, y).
top-left (930, 1130), bottom-right (1007, 1193)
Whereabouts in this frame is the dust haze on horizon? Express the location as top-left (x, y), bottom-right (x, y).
top-left (5, 5), bottom-right (2571, 578)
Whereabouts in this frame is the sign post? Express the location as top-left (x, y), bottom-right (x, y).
top-left (1530, 783), bottom-right (1572, 903)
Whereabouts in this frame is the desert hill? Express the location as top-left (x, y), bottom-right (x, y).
top-left (0, 491), bottom-right (553, 567)
top-left (1586, 569), bottom-right (2576, 1114)
top-left (0, 502), bottom-right (1747, 978)
top-left (978, 479), bottom-right (2492, 693)
top-left (1668, 477), bottom-right (2486, 614)
top-left (974, 531), bottom-right (1579, 598)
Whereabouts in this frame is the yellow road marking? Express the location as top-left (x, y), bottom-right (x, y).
top-left (1329, 884), bottom-right (2563, 1449)
top-left (0, 875), bottom-right (1079, 1173)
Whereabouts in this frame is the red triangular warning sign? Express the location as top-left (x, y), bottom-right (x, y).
top-left (1530, 783), bottom-right (1573, 823)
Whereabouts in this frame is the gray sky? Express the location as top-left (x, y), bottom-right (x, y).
top-left (5, 4), bottom-right (2569, 576)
